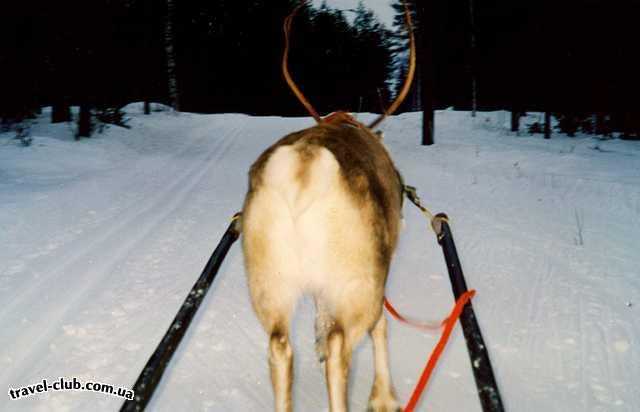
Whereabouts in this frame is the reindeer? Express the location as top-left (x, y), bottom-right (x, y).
top-left (240, 2), bottom-right (415, 411)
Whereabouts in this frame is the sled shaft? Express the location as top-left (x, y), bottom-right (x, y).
top-left (435, 213), bottom-right (505, 412)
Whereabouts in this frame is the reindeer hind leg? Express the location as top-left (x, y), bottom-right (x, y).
top-left (367, 313), bottom-right (401, 412)
top-left (253, 297), bottom-right (296, 412)
top-left (268, 322), bottom-right (294, 412)
top-left (324, 290), bottom-right (380, 412)
top-left (325, 324), bottom-right (350, 412)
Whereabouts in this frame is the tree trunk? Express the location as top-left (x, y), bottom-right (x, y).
top-left (415, 0), bottom-right (434, 145)
top-left (165, 0), bottom-right (179, 111)
top-left (544, 111), bottom-right (551, 139)
top-left (595, 112), bottom-right (607, 136)
top-left (413, 69), bottom-right (422, 111)
top-left (566, 114), bottom-right (576, 137)
top-left (77, 104), bottom-right (92, 139)
top-left (51, 99), bottom-right (71, 123)
top-left (511, 110), bottom-right (520, 133)
top-left (468, 0), bottom-right (477, 117)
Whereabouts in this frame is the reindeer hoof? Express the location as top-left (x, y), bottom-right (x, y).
top-left (367, 406), bottom-right (402, 412)
top-left (367, 395), bottom-right (402, 412)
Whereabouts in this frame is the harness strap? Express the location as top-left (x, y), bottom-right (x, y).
top-left (403, 185), bottom-right (450, 239)
top-left (383, 297), bottom-right (443, 331)
top-left (384, 185), bottom-right (475, 411)
top-left (403, 290), bottom-right (476, 412)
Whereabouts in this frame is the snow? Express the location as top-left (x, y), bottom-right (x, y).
top-left (1, 107), bottom-right (639, 411)
top-left (311, 0), bottom-right (396, 28)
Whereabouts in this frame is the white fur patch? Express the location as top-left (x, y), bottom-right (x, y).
top-left (246, 143), bottom-right (377, 309)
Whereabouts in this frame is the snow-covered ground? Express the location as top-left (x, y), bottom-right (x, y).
top-left (1, 106), bottom-right (638, 412)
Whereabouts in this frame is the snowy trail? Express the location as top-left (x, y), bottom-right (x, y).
top-left (1, 123), bottom-right (225, 319)
top-left (0, 120), bottom-right (240, 389)
top-left (1, 107), bottom-right (639, 411)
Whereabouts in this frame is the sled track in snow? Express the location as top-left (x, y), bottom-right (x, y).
top-left (0, 125), bottom-right (240, 387)
top-left (0, 123), bottom-right (217, 315)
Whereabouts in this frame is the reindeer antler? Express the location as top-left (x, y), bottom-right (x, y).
top-left (368, 0), bottom-right (416, 130)
top-left (283, 0), bottom-right (415, 129)
top-left (283, 1), bottom-right (322, 124)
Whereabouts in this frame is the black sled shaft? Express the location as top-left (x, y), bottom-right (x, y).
top-left (434, 213), bottom-right (505, 412)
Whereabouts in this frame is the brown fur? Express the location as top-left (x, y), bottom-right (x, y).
top-left (242, 115), bottom-right (404, 412)
top-left (246, 121), bottom-right (402, 265)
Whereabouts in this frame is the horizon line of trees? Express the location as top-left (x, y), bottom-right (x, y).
top-left (1, 0), bottom-right (396, 138)
top-left (387, 0), bottom-right (640, 140)
top-left (2, 0), bottom-right (639, 140)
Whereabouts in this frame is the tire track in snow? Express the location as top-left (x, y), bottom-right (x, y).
top-left (0, 124), bottom-right (241, 387)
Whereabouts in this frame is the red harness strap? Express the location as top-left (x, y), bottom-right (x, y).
top-left (383, 298), bottom-right (443, 331)
top-left (384, 289), bottom-right (477, 412)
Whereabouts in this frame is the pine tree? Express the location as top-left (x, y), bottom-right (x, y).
top-left (51, 100), bottom-right (71, 123)
top-left (77, 103), bottom-right (92, 139)
top-left (352, 2), bottom-right (394, 113)
top-left (390, 0), bottom-right (433, 143)
top-left (414, 0), bottom-right (435, 144)
top-left (390, 0), bottom-right (419, 112)
top-left (165, 0), bottom-right (179, 111)
top-left (468, 0), bottom-right (477, 117)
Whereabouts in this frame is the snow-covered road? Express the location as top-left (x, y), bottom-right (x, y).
top-left (1, 106), bottom-right (639, 411)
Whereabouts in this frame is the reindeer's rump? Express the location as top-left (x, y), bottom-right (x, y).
top-left (241, 124), bottom-right (402, 330)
